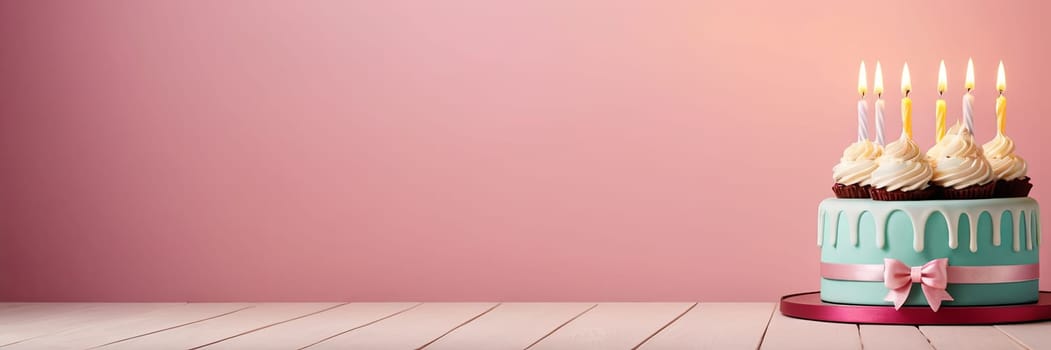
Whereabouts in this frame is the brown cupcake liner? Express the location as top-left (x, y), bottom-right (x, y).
top-left (993, 177), bottom-right (1033, 198)
top-left (940, 181), bottom-right (996, 200)
top-left (832, 183), bottom-right (871, 199)
top-left (870, 186), bottom-right (936, 201)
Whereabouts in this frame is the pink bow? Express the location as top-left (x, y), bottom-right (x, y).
top-left (883, 258), bottom-right (954, 312)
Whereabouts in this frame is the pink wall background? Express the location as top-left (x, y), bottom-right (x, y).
top-left (1, 1), bottom-right (1050, 301)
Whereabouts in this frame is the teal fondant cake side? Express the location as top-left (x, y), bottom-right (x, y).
top-left (818, 198), bottom-right (1040, 307)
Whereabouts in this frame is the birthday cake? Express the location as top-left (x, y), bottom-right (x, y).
top-left (820, 60), bottom-right (1040, 311)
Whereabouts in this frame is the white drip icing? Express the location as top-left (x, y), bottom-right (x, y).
top-left (1025, 211), bottom-right (1033, 251)
top-left (1014, 210), bottom-right (1022, 252)
top-left (818, 198), bottom-right (1039, 253)
top-left (870, 207), bottom-right (892, 249)
top-left (851, 213), bottom-right (859, 246)
top-left (942, 209), bottom-right (960, 249)
top-left (1037, 211), bottom-right (1042, 246)
top-left (830, 211), bottom-right (840, 247)
top-left (817, 210), bottom-right (824, 246)
top-left (993, 212), bottom-right (1003, 246)
top-left (968, 213), bottom-right (979, 252)
top-left (905, 209), bottom-right (932, 252)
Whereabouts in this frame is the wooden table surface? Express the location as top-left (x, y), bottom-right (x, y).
top-left (0, 302), bottom-right (1047, 349)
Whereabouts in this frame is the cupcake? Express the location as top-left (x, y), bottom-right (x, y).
top-left (928, 123), bottom-right (995, 199)
top-left (832, 140), bottom-right (882, 198)
top-left (983, 133), bottom-right (1031, 197)
top-left (869, 133), bottom-right (935, 201)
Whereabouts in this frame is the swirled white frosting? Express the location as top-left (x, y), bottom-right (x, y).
top-left (833, 140), bottom-right (882, 186)
top-left (925, 142), bottom-right (942, 165)
top-left (870, 135), bottom-right (933, 192)
top-left (983, 133), bottom-right (1028, 181)
top-left (928, 124), bottom-right (993, 189)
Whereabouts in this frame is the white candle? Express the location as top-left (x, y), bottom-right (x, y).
top-left (857, 61), bottom-right (869, 141)
top-left (874, 61), bottom-right (885, 145)
top-left (858, 100), bottom-right (869, 141)
top-left (963, 93), bottom-right (975, 132)
top-left (963, 58), bottom-right (976, 133)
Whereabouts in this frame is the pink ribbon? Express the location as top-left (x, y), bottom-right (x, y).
top-left (882, 258), bottom-right (953, 312)
top-left (821, 260), bottom-right (1039, 312)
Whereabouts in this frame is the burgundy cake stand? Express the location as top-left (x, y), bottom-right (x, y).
top-left (781, 291), bottom-right (1051, 325)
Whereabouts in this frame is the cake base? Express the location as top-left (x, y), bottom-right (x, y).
top-left (780, 291), bottom-right (1051, 325)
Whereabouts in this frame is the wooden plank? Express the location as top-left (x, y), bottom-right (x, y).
top-left (997, 321), bottom-right (1051, 349)
top-left (638, 303), bottom-right (774, 350)
top-left (6, 303), bottom-right (250, 350)
top-left (919, 326), bottom-right (1023, 350)
top-left (760, 305), bottom-right (860, 350)
top-left (203, 303), bottom-right (419, 349)
top-left (858, 325), bottom-right (932, 350)
top-left (527, 302), bottom-right (694, 350)
top-left (306, 303), bottom-right (497, 349)
top-left (0, 303), bottom-right (179, 347)
top-left (0, 303), bottom-right (97, 325)
top-left (424, 303), bottom-right (595, 350)
top-left (97, 303), bottom-right (340, 350)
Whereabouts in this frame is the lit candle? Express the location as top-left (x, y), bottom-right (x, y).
top-left (901, 63), bottom-right (913, 139)
top-left (996, 60), bottom-right (1007, 135)
top-left (936, 60), bottom-right (948, 142)
top-left (963, 58), bottom-right (976, 133)
top-left (857, 61), bottom-right (869, 141)
top-left (874, 61), bottom-right (886, 145)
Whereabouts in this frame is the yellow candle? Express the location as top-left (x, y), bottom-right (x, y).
top-left (901, 63), bottom-right (913, 139)
top-left (936, 60), bottom-right (947, 142)
top-left (996, 60), bottom-right (1007, 135)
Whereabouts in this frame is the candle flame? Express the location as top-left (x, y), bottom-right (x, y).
top-left (874, 61), bottom-right (884, 96)
top-left (901, 62), bottom-right (911, 95)
top-left (858, 61), bottom-right (868, 96)
top-left (937, 60), bottom-right (947, 94)
top-left (997, 60), bottom-right (1006, 93)
top-left (965, 58), bottom-right (975, 91)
